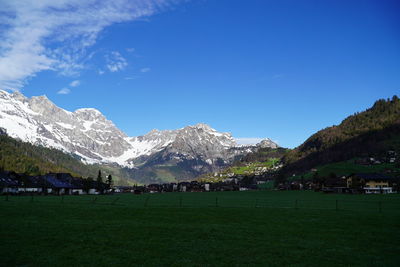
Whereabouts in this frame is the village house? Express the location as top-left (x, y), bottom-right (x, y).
top-left (42, 174), bottom-right (74, 195)
top-left (52, 173), bottom-right (86, 195)
top-left (0, 171), bottom-right (19, 194)
top-left (18, 175), bottom-right (44, 194)
top-left (347, 173), bottom-right (394, 194)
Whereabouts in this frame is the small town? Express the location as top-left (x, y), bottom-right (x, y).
top-left (1, 169), bottom-right (397, 196)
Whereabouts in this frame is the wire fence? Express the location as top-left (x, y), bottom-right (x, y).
top-left (2, 193), bottom-right (400, 213)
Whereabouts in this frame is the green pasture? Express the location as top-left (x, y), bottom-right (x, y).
top-left (1, 191), bottom-right (400, 266)
top-left (289, 160), bottom-right (400, 181)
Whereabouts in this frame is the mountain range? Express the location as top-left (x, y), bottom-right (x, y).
top-left (0, 90), bottom-right (278, 183)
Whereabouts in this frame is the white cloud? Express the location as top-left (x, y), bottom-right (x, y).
top-left (106, 51), bottom-right (128, 72)
top-left (57, 87), bottom-right (71, 95)
top-left (140, 67), bottom-right (151, 73)
top-left (126, 48), bottom-right (135, 53)
top-left (235, 138), bottom-right (265, 145)
top-left (69, 80), bottom-right (80, 87)
top-left (0, 0), bottom-right (181, 91)
top-left (98, 69), bottom-right (105, 75)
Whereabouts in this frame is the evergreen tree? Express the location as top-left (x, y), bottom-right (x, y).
top-left (97, 170), bottom-right (103, 183)
top-left (96, 170), bottom-right (104, 193)
top-left (83, 177), bottom-right (93, 194)
top-left (106, 174), bottom-right (113, 189)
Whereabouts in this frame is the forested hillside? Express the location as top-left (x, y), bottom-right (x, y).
top-left (238, 147), bottom-right (289, 164)
top-left (0, 132), bottom-right (134, 185)
top-left (282, 96), bottom-right (400, 175)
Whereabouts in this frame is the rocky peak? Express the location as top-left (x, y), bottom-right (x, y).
top-left (11, 91), bottom-right (27, 102)
top-left (29, 95), bottom-right (58, 111)
top-left (191, 123), bottom-right (213, 131)
top-left (74, 108), bottom-right (106, 121)
top-left (257, 138), bottom-right (279, 149)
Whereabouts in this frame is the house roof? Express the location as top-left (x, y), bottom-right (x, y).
top-left (43, 174), bottom-right (73, 188)
top-left (0, 171), bottom-right (19, 187)
top-left (23, 175), bottom-right (45, 187)
top-left (352, 173), bottom-right (392, 181)
top-left (51, 173), bottom-right (84, 188)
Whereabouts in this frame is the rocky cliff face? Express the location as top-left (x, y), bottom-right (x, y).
top-left (0, 90), bottom-right (131, 163)
top-left (0, 90), bottom-right (279, 182)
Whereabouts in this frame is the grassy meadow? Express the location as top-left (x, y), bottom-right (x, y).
top-left (1, 191), bottom-right (400, 266)
top-left (289, 160), bottom-right (400, 182)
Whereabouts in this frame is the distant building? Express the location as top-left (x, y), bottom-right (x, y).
top-left (347, 173), bottom-right (394, 194)
top-left (0, 171), bottom-right (19, 194)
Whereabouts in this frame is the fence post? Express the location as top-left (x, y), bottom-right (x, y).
top-left (335, 200), bottom-right (338, 211)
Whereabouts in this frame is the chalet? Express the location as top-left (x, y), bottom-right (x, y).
top-left (0, 127), bottom-right (7, 135)
top-left (189, 181), bottom-right (203, 192)
top-left (42, 174), bottom-right (74, 195)
top-left (347, 173), bottom-right (394, 194)
top-left (86, 180), bottom-right (104, 194)
top-left (0, 171), bottom-right (19, 194)
top-left (113, 186), bottom-right (131, 193)
top-left (178, 182), bottom-right (191, 192)
top-left (133, 186), bottom-right (146, 194)
top-left (172, 183), bottom-right (178, 192)
top-left (18, 175), bottom-right (44, 194)
top-left (204, 183), bottom-right (210, 192)
top-left (148, 184), bottom-right (161, 193)
top-left (52, 173), bottom-right (85, 195)
top-left (320, 175), bottom-right (350, 194)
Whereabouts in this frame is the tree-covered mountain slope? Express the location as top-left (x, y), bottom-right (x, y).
top-left (0, 132), bottom-right (135, 185)
top-left (282, 96), bottom-right (400, 175)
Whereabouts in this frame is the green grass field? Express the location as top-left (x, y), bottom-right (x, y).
top-left (1, 191), bottom-right (400, 266)
top-left (289, 160), bottom-right (400, 181)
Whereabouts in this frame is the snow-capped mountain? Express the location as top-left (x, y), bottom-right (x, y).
top-left (0, 90), bottom-right (278, 182)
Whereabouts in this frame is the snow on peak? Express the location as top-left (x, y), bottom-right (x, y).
top-left (0, 90), bottom-right (277, 169)
top-left (11, 91), bottom-right (27, 101)
top-left (75, 108), bottom-right (102, 114)
top-left (74, 108), bottom-right (107, 122)
top-left (192, 123), bottom-right (213, 131)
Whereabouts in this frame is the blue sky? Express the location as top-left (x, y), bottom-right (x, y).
top-left (0, 0), bottom-right (399, 148)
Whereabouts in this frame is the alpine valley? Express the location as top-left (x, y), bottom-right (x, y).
top-left (0, 90), bottom-right (278, 184)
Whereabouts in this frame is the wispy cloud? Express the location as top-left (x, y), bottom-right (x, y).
top-left (106, 51), bottom-right (128, 72)
top-left (69, 80), bottom-right (80, 87)
top-left (140, 67), bottom-right (151, 73)
top-left (57, 87), bottom-right (71, 95)
top-left (126, 48), bottom-right (135, 53)
top-left (0, 0), bottom-right (181, 91)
